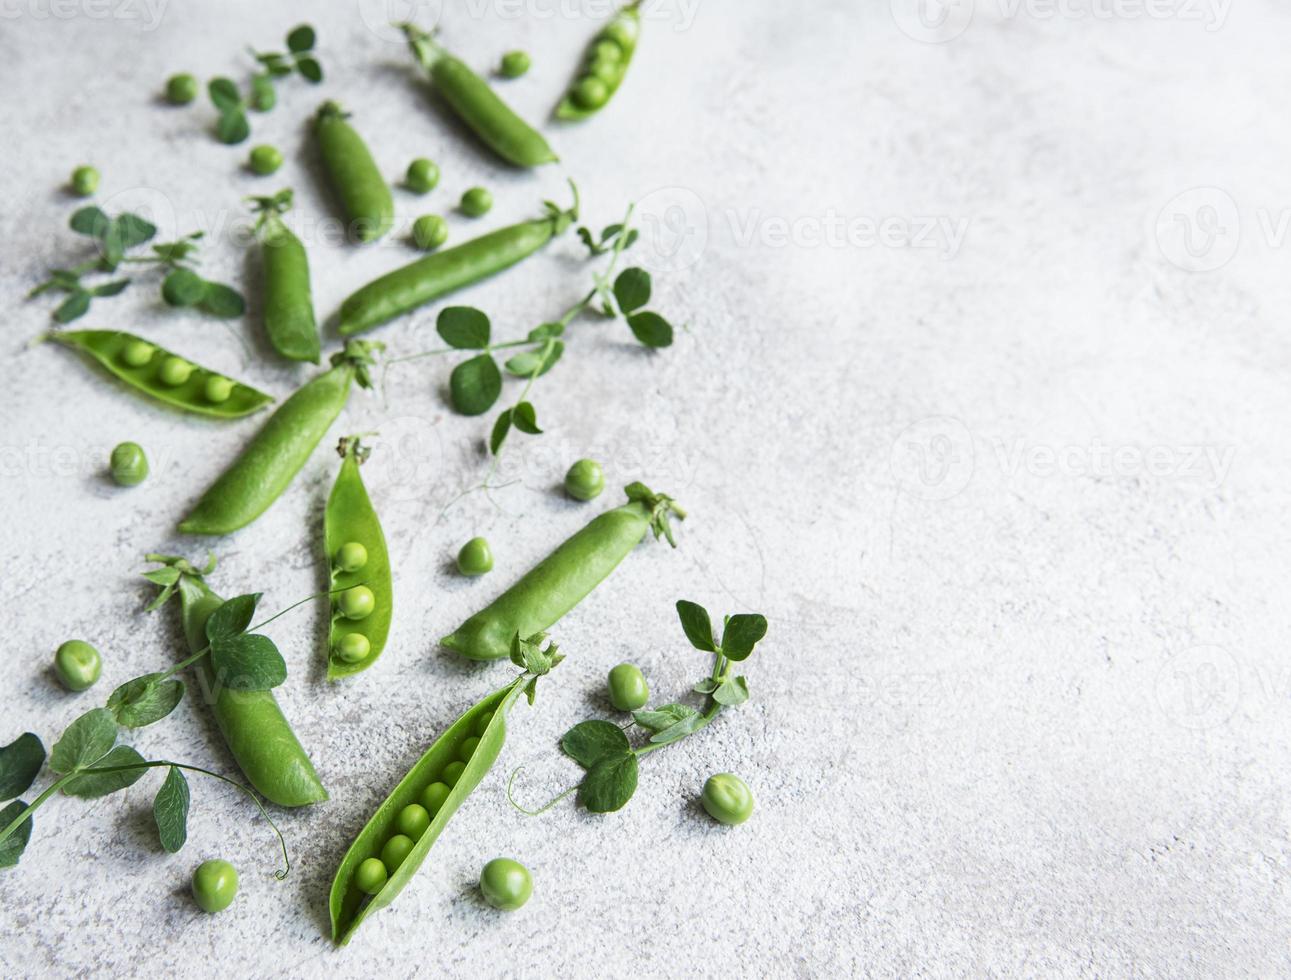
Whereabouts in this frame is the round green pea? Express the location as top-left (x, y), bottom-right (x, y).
top-left (338, 585), bottom-right (375, 620)
top-left (564, 458), bottom-right (605, 501)
top-left (499, 50), bottom-right (531, 78)
top-left (588, 58), bottom-right (621, 86)
top-left (355, 857), bottom-right (388, 895)
top-left (701, 773), bottom-right (754, 826)
top-left (109, 442), bottom-right (149, 487)
top-left (165, 72), bottom-right (198, 105)
top-left (457, 537), bottom-right (493, 576)
top-left (591, 40), bottom-right (623, 64)
top-left (458, 736), bottom-right (481, 763)
top-left (336, 541), bottom-right (368, 572)
top-left (71, 165), bottom-right (99, 197)
top-left (203, 375), bottom-right (234, 404)
top-left (334, 632), bottom-right (370, 664)
top-left (158, 356), bottom-right (193, 387)
top-left (473, 711), bottom-right (495, 737)
top-left (191, 859), bottom-right (238, 913)
top-left (397, 803), bottom-right (431, 839)
top-left (381, 834), bottom-right (415, 870)
top-left (607, 662), bottom-right (648, 711)
top-left (412, 214), bottom-right (448, 251)
top-left (460, 187), bottom-right (493, 218)
top-left (54, 640), bottom-right (101, 692)
top-left (120, 340), bottom-right (155, 367)
top-left (405, 157), bottom-right (440, 194)
top-left (441, 760), bottom-right (466, 787)
top-left (479, 858), bottom-right (532, 911)
top-left (421, 781), bottom-right (451, 815)
top-left (571, 77), bottom-right (609, 110)
top-left (248, 144), bottom-right (283, 176)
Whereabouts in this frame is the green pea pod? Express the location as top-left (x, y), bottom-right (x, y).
top-left (46, 330), bottom-right (273, 419)
top-left (250, 191), bottom-right (319, 363)
top-left (148, 555), bottom-right (328, 807)
top-left (330, 678), bottom-right (523, 945)
top-left (441, 483), bottom-right (684, 661)
top-left (402, 24), bottom-right (557, 168)
top-left (325, 438), bottom-right (392, 680)
top-left (180, 341), bottom-right (381, 535)
top-left (337, 185), bottom-right (579, 336)
top-left (315, 102), bottom-right (394, 243)
top-left (556, 2), bottom-right (642, 121)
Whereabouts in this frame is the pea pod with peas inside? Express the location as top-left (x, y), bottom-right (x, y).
top-left (45, 330), bottom-right (272, 419)
top-left (248, 190), bottom-right (319, 363)
top-left (556, 2), bottom-right (641, 121)
top-left (315, 102), bottom-right (394, 243)
top-left (179, 340), bottom-right (382, 535)
top-left (325, 437), bottom-right (392, 679)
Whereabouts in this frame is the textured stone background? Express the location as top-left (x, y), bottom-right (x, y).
top-left (1, 0), bottom-right (1288, 976)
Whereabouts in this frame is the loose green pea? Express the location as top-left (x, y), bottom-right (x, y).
top-left (701, 773), bottom-right (754, 826)
top-left (607, 662), bottom-right (648, 711)
top-left (71, 166), bottom-right (99, 197)
top-left (412, 214), bottom-right (448, 251)
top-left (165, 72), bottom-right (198, 105)
top-left (381, 834), bottom-right (415, 870)
top-left (473, 711), bottom-right (494, 737)
top-left (421, 781), bottom-right (451, 815)
top-left (248, 144), bottom-right (283, 176)
top-left (120, 340), bottom-right (155, 367)
top-left (203, 375), bottom-right (234, 404)
top-left (459, 187), bottom-right (493, 218)
top-left (54, 640), bottom-right (101, 692)
top-left (458, 736), bottom-right (480, 762)
top-left (479, 857), bottom-right (532, 911)
top-left (564, 458), bottom-right (604, 501)
top-left (499, 50), bottom-right (531, 78)
top-left (334, 633), bottom-right (370, 664)
top-left (571, 77), bottom-right (609, 110)
top-left (336, 541), bottom-right (369, 572)
top-left (441, 760), bottom-right (466, 787)
top-left (405, 157), bottom-right (440, 194)
top-left (338, 585), bottom-right (375, 620)
top-left (456, 537), bottom-right (493, 576)
top-left (191, 859), bottom-right (239, 913)
top-left (109, 442), bottom-right (149, 487)
top-left (397, 803), bottom-right (431, 839)
top-left (355, 857), bottom-right (388, 895)
top-left (158, 356), bottom-right (193, 387)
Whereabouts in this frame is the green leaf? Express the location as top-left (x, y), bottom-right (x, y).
top-left (205, 593), bottom-right (260, 644)
top-left (69, 206), bottom-right (110, 239)
top-left (249, 74), bottom-right (276, 112)
top-left (49, 708), bottom-right (117, 774)
top-left (632, 703), bottom-right (699, 736)
top-left (711, 675), bottom-right (749, 707)
top-left (0, 734), bottom-right (45, 801)
top-left (648, 713), bottom-right (705, 744)
top-left (578, 753), bottom-right (638, 813)
top-left (626, 311), bottom-right (674, 348)
top-left (437, 306), bottom-right (491, 349)
top-left (503, 350), bottom-right (543, 377)
top-left (141, 567), bottom-right (181, 588)
top-left (489, 409), bottom-right (512, 455)
top-left (153, 767), bottom-right (189, 853)
top-left (0, 800), bottom-right (33, 868)
top-left (692, 678), bottom-right (719, 695)
top-left (216, 109), bottom-right (250, 145)
top-left (208, 76), bottom-right (242, 112)
top-left (449, 354), bottom-right (502, 416)
top-left (199, 281), bottom-right (247, 318)
top-left (512, 401), bottom-right (542, 435)
top-left (527, 322), bottom-right (565, 341)
top-left (53, 291), bottom-right (91, 323)
top-left (613, 267), bottom-right (651, 313)
top-left (296, 56), bottom-right (323, 83)
top-left (161, 267), bottom-right (206, 307)
top-left (112, 213), bottom-right (157, 249)
top-left (62, 745), bottom-right (147, 799)
top-left (91, 279), bottom-right (130, 298)
top-left (286, 24), bottom-right (316, 52)
top-left (209, 633), bottom-right (287, 691)
top-left (720, 614), bottom-right (768, 662)
top-left (561, 720), bottom-right (630, 769)
top-left (106, 673), bottom-right (185, 729)
top-left (675, 600), bottom-right (716, 652)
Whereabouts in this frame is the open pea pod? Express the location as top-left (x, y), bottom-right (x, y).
top-left (555, 1), bottom-right (641, 122)
top-left (329, 679), bottom-right (523, 945)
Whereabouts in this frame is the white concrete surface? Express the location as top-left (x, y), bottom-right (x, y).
top-left (1, 0), bottom-right (1288, 976)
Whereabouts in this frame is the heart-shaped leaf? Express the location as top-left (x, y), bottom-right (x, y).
top-left (437, 306), bottom-right (491, 349)
top-left (449, 354), bottom-right (502, 416)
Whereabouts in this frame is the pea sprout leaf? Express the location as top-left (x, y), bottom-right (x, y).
top-left (626, 311), bottom-right (674, 348)
top-left (527, 321), bottom-right (564, 342)
top-left (512, 401), bottom-right (542, 435)
top-left (53, 291), bottom-right (91, 323)
top-left (62, 744), bottom-right (148, 799)
top-left (504, 350), bottom-right (543, 377)
top-left (0, 800), bottom-right (33, 868)
top-left (437, 306), bottom-right (491, 349)
top-left (0, 734), bottom-right (45, 801)
top-left (296, 56), bottom-right (323, 83)
top-left (209, 77), bottom-right (241, 111)
top-left (632, 703), bottom-right (703, 743)
top-left (206, 593), bottom-right (260, 644)
top-left (216, 110), bottom-right (250, 145)
top-left (209, 633), bottom-right (287, 692)
top-left (250, 74), bottom-right (275, 110)
top-left (49, 708), bottom-right (117, 775)
top-left (692, 678), bottom-right (720, 695)
top-left (560, 720), bottom-right (629, 770)
top-left (490, 408), bottom-right (512, 455)
top-left (153, 766), bottom-right (190, 853)
top-left (675, 600), bottom-right (716, 652)
top-left (711, 675), bottom-right (750, 707)
top-left (578, 752), bottom-right (638, 813)
top-left (162, 268), bottom-right (206, 307)
top-left (112, 214), bottom-right (158, 250)
top-left (450, 354), bottom-right (502, 416)
top-left (198, 281), bottom-right (247, 318)
top-left (286, 24), bottom-right (315, 52)
top-left (613, 267), bottom-right (651, 313)
top-left (720, 614), bottom-right (768, 662)
top-left (69, 206), bottom-right (110, 239)
top-left (106, 673), bottom-right (186, 729)
top-left (91, 280), bottom-right (130, 298)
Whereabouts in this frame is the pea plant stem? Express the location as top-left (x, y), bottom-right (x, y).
top-left (0, 773), bottom-right (76, 844)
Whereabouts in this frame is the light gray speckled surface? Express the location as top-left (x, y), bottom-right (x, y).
top-left (2, 0), bottom-right (1289, 977)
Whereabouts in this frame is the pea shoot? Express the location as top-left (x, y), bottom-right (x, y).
top-left (206, 25), bottom-right (322, 144)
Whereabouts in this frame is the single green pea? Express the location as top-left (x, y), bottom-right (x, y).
top-left (334, 632), bottom-right (370, 664)
top-left (701, 773), bottom-right (754, 826)
top-left (191, 859), bottom-right (239, 913)
top-left (607, 662), bottom-right (648, 711)
top-left (158, 356), bottom-right (193, 387)
top-left (355, 857), bottom-right (388, 895)
top-left (203, 375), bottom-right (234, 404)
top-left (479, 857), bottom-right (532, 911)
top-left (563, 458), bottom-right (605, 501)
top-left (441, 760), bottom-right (466, 787)
top-left (421, 781), bottom-right (451, 815)
top-left (381, 834), bottom-right (415, 870)
top-left (248, 144), bottom-right (283, 176)
top-left (588, 58), bottom-right (621, 86)
top-left (336, 541), bottom-right (369, 572)
top-left (601, 22), bottom-right (636, 49)
top-left (590, 40), bottom-right (623, 64)
top-left (71, 166), bottom-right (99, 197)
top-left (396, 803), bottom-right (431, 839)
top-left (338, 585), bottom-right (376, 620)
top-left (499, 50), bottom-right (531, 78)
top-left (109, 442), bottom-right (149, 487)
top-left (412, 214), bottom-right (448, 251)
top-left (459, 187), bottom-right (493, 218)
top-left (570, 77), bottom-right (609, 110)
top-left (456, 537), bottom-right (493, 576)
top-left (249, 75), bottom-right (276, 112)
top-left (54, 640), bottom-right (101, 692)
top-left (473, 711), bottom-right (495, 737)
top-left (165, 72), bottom-right (198, 105)
top-left (405, 157), bottom-right (440, 194)
top-left (458, 736), bottom-right (480, 762)
top-left (120, 340), bottom-right (155, 367)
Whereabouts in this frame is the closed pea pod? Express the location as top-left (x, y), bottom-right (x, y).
top-left (249, 191), bottom-right (320, 363)
top-left (180, 341), bottom-right (382, 535)
top-left (315, 102), bottom-right (394, 243)
top-left (325, 437), bottom-right (392, 679)
top-left (46, 330), bottom-right (273, 419)
top-left (556, 2), bottom-right (641, 122)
